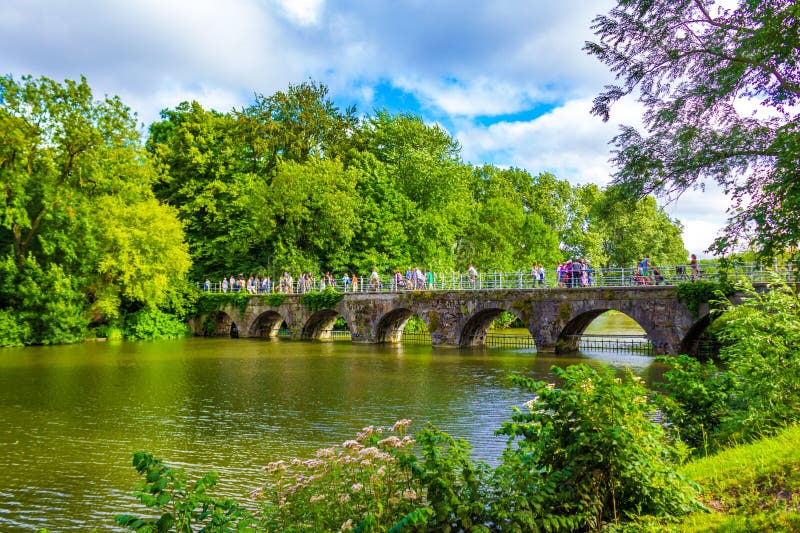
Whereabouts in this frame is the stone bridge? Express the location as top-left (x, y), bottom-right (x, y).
top-left (188, 285), bottom-right (739, 355)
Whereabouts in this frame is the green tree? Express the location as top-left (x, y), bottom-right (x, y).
top-left (592, 189), bottom-right (687, 267)
top-left (237, 80), bottom-right (359, 176)
top-left (262, 157), bottom-right (359, 274)
top-left (89, 197), bottom-right (191, 321)
top-left (457, 166), bottom-right (561, 270)
top-left (0, 75), bottom-right (190, 345)
top-left (1, 75), bottom-right (151, 268)
top-left (359, 111), bottom-right (472, 270)
top-left (586, 0), bottom-right (800, 256)
top-left (526, 172), bottom-right (575, 238)
top-left (560, 183), bottom-right (609, 266)
top-left (150, 84), bottom-right (360, 278)
top-left (347, 151), bottom-right (416, 272)
top-left (148, 101), bottom-right (260, 278)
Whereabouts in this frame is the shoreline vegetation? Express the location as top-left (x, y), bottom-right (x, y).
top-left (101, 422), bottom-right (800, 533)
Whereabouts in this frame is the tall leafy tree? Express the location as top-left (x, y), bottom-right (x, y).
top-left (347, 151), bottom-right (417, 272)
top-left (237, 80), bottom-right (359, 176)
top-left (0, 75), bottom-right (190, 345)
top-left (457, 166), bottom-right (561, 270)
top-left (260, 157), bottom-right (359, 274)
top-left (360, 111), bottom-right (472, 270)
top-left (592, 189), bottom-right (687, 267)
top-left (148, 101), bottom-right (259, 277)
top-left (560, 183), bottom-right (609, 266)
top-left (585, 0), bottom-right (800, 256)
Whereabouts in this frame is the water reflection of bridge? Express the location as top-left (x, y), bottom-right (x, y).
top-left (190, 285), bottom-right (753, 356)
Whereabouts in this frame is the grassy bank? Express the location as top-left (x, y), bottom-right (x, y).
top-left (656, 424), bottom-right (800, 532)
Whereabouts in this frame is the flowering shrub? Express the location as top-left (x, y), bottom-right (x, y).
top-left (255, 419), bottom-right (432, 532)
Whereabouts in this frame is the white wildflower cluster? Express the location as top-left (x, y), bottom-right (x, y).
top-left (390, 418), bottom-right (412, 432)
top-left (359, 446), bottom-right (381, 459)
top-left (523, 398), bottom-right (537, 410)
top-left (256, 419), bottom-right (422, 530)
top-left (356, 425), bottom-right (384, 441)
top-left (316, 446), bottom-right (337, 458)
top-left (262, 460), bottom-right (287, 473)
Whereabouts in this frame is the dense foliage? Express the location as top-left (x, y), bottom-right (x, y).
top-left (146, 87), bottom-right (688, 279)
top-left (586, 0), bottom-right (800, 256)
top-left (494, 366), bottom-right (699, 530)
top-left (0, 75), bottom-right (191, 346)
top-left (675, 280), bottom-right (733, 318)
top-left (659, 278), bottom-right (800, 454)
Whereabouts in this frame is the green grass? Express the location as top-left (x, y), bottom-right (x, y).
top-left (660, 425), bottom-right (800, 532)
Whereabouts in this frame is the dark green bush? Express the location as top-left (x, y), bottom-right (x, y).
top-left (655, 355), bottom-right (732, 456)
top-left (123, 309), bottom-right (190, 340)
top-left (494, 365), bottom-right (700, 530)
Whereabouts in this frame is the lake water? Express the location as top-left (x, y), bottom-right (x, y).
top-left (0, 312), bottom-right (660, 531)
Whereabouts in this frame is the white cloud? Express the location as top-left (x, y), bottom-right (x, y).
top-left (273, 0), bottom-right (325, 26)
top-left (394, 76), bottom-right (542, 117)
top-left (456, 98), bottom-right (645, 183)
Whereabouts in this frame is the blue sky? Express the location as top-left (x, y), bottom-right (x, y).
top-left (0, 0), bottom-right (730, 255)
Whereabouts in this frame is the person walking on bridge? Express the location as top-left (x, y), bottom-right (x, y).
top-left (342, 273), bottom-right (350, 291)
top-left (467, 263), bottom-right (478, 287)
top-left (370, 268), bottom-right (380, 291)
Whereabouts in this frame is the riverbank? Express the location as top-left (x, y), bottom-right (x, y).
top-left (642, 424), bottom-right (800, 531)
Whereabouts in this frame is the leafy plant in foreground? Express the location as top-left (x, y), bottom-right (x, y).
top-left (655, 355), bottom-right (732, 456)
top-left (116, 451), bottom-right (256, 532)
top-left (255, 420), bottom-right (427, 532)
top-left (494, 365), bottom-right (700, 531)
top-left (713, 277), bottom-right (800, 443)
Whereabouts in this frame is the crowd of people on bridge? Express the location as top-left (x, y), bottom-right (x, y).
top-left (204, 266), bottom-right (439, 294)
top-left (201, 254), bottom-right (703, 294)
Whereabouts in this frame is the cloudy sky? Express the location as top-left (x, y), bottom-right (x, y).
top-left (0, 0), bottom-right (729, 255)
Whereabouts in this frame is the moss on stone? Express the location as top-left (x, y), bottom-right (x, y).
top-left (428, 310), bottom-right (439, 332)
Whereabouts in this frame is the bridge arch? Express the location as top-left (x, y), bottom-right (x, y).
top-left (680, 314), bottom-right (714, 357)
top-left (460, 308), bottom-right (528, 347)
top-left (302, 309), bottom-right (349, 341)
top-left (376, 308), bottom-right (430, 343)
top-left (556, 308), bottom-right (650, 352)
top-left (248, 310), bottom-right (286, 338)
top-left (202, 310), bottom-right (237, 337)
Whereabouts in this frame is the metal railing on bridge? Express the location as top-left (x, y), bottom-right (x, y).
top-left (566, 334), bottom-right (654, 355)
top-left (198, 260), bottom-right (796, 295)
